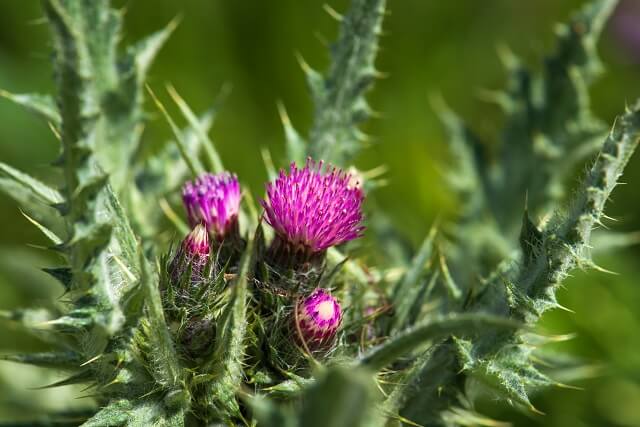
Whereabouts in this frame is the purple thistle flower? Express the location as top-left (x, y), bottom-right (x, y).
top-left (261, 158), bottom-right (365, 255)
top-left (170, 224), bottom-right (210, 285)
top-left (294, 289), bottom-right (342, 347)
top-left (182, 172), bottom-right (241, 239)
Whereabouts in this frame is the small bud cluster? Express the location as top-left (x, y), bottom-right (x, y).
top-left (167, 159), bottom-right (362, 353)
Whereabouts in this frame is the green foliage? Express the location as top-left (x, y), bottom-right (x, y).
top-left (201, 234), bottom-right (255, 422)
top-left (439, 0), bottom-right (617, 275)
top-left (360, 313), bottom-right (522, 372)
top-left (252, 367), bottom-right (382, 427)
top-left (0, 0), bottom-right (638, 426)
top-left (281, 0), bottom-right (386, 167)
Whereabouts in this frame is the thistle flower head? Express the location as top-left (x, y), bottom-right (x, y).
top-left (294, 289), bottom-right (342, 346)
top-left (182, 172), bottom-right (241, 238)
top-left (261, 158), bottom-right (365, 253)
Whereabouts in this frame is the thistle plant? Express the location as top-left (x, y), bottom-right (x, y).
top-left (0, 0), bottom-right (638, 426)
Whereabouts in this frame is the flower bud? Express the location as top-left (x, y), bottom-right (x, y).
top-left (293, 289), bottom-right (342, 349)
top-left (170, 224), bottom-right (210, 285)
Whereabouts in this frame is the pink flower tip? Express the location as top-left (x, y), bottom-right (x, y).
top-left (183, 224), bottom-right (210, 256)
top-left (169, 224), bottom-right (210, 286)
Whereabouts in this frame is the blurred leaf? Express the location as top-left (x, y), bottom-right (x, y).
top-left (147, 85), bottom-right (204, 177)
top-left (299, 367), bottom-right (381, 427)
top-left (130, 18), bottom-right (178, 82)
top-left (249, 395), bottom-right (297, 427)
top-left (361, 313), bottom-right (521, 371)
top-left (277, 102), bottom-right (307, 166)
top-left (389, 224), bottom-right (437, 332)
top-left (0, 351), bottom-right (81, 370)
top-left (0, 162), bottom-right (63, 206)
top-left (590, 229), bottom-right (640, 254)
top-left (167, 84), bottom-right (224, 173)
top-left (0, 90), bottom-right (60, 125)
top-left (20, 211), bottom-right (62, 245)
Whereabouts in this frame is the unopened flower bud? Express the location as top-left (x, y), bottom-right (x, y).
top-left (170, 224), bottom-right (210, 285)
top-left (293, 289), bottom-right (342, 349)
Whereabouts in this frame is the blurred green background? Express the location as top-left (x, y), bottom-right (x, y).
top-left (1, 1), bottom-right (639, 425)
